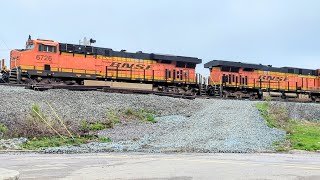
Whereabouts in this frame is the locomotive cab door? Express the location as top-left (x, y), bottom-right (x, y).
top-left (44, 64), bottom-right (51, 71)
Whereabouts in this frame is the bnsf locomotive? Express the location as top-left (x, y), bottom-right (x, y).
top-left (8, 36), bottom-right (202, 93)
top-left (2, 36), bottom-right (320, 101)
top-left (205, 60), bottom-right (320, 101)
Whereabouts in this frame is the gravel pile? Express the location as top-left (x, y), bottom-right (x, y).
top-left (45, 99), bottom-right (286, 153)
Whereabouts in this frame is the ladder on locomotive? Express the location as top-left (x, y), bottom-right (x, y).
top-left (8, 66), bottom-right (24, 84)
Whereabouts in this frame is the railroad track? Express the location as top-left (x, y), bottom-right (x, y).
top-left (0, 83), bottom-right (314, 102)
top-left (16, 83), bottom-right (197, 100)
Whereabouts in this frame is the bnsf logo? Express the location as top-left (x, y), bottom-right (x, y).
top-left (110, 62), bottom-right (152, 70)
top-left (259, 75), bottom-right (288, 81)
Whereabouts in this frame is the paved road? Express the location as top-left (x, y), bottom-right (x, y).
top-left (0, 153), bottom-right (320, 180)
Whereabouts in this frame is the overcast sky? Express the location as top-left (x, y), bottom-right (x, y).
top-left (0, 0), bottom-right (319, 76)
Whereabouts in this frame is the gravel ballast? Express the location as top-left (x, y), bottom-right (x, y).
top-left (0, 86), bottom-right (287, 153)
top-left (0, 86), bottom-right (201, 125)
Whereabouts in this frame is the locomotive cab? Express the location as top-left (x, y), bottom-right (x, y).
top-left (11, 36), bottom-right (59, 71)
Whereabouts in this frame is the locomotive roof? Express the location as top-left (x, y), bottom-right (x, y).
top-left (204, 60), bottom-right (317, 76)
top-left (59, 43), bottom-right (202, 64)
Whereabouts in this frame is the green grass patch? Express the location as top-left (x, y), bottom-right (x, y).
top-left (21, 136), bottom-right (112, 150)
top-left (0, 123), bottom-right (8, 134)
top-left (98, 137), bottom-right (112, 143)
top-left (124, 108), bottom-right (157, 123)
top-left (288, 121), bottom-right (320, 151)
top-left (256, 102), bottom-right (320, 151)
top-left (89, 122), bottom-right (106, 131)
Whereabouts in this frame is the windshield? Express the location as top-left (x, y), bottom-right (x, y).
top-left (26, 44), bottom-right (35, 50)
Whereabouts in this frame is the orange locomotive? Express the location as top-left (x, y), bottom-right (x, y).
top-left (205, 60), bottom-right (320, 101)
top-left (9, 36), bottom-right (202, 92)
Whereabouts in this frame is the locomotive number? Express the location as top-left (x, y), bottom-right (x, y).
top-left (36, 55), bottom-right (52, 61)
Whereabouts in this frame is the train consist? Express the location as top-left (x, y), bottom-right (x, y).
top-left (1, 36), bottom-right (320, 101)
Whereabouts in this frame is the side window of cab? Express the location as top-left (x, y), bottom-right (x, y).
top-left (38, 44), bottom-right (57, 53)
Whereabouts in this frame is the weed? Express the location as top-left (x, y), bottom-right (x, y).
top-left (0, 123), bottom-right (8, 134)
top-left (99, 137), bottom-right (112, 143)
top-left (145, 113), bottom-right (156, 123)
top-left (80, 120), bottom-right (89, 134)
top-left (106, 110), bottom-right (121, 128)
top-left (31, 103), bottom-right (42, 119)
top-left (0, 123), bottom-right (8, 138)
top-left (124, 108), bottom-right (134, 115)
top-left (123, 108), bottom-right (157, 123)
top-left (89, 122), bottom-right (106, 131)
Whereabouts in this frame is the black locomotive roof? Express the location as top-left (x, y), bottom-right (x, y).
top-left (204, 60), bottom-right (317, 76)
top-left (59, 43), bottom-right (202, 64)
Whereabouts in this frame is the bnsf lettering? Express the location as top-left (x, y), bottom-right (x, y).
top-left (259, 75), bottom-right (288, 81)
top-left (110, 62), bottom-right (152, 70)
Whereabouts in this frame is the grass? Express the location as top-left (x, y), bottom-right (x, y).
top-left (21, 136), bottom-right (112, 150)
top-left (89, 122), bottom-right (106, 131)
top-left (124, 108), bottom-right (157, 123)
top-left (256, 102), bottom-right (278, 128)
top-left (288, 121), bottom-right (320, 151)
top-left (107, 110), bottom-right (120, 127)
top-left (0, 123), bottom-right (8, 134)
top-left (98, 137), bottom-right (112, 143)
top-left (256, 101), bottom-right (320, 151)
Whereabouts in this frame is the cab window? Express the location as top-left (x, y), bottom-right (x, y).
top-left (38, 44), bottom-right (57, 53)
top-left (26, 44), bottom-right (34, 50)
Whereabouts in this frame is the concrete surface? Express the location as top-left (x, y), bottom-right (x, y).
top-left (0, 168), bottom-right (19, 180)
top-left (0, 153), bottom-right (320, 180)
